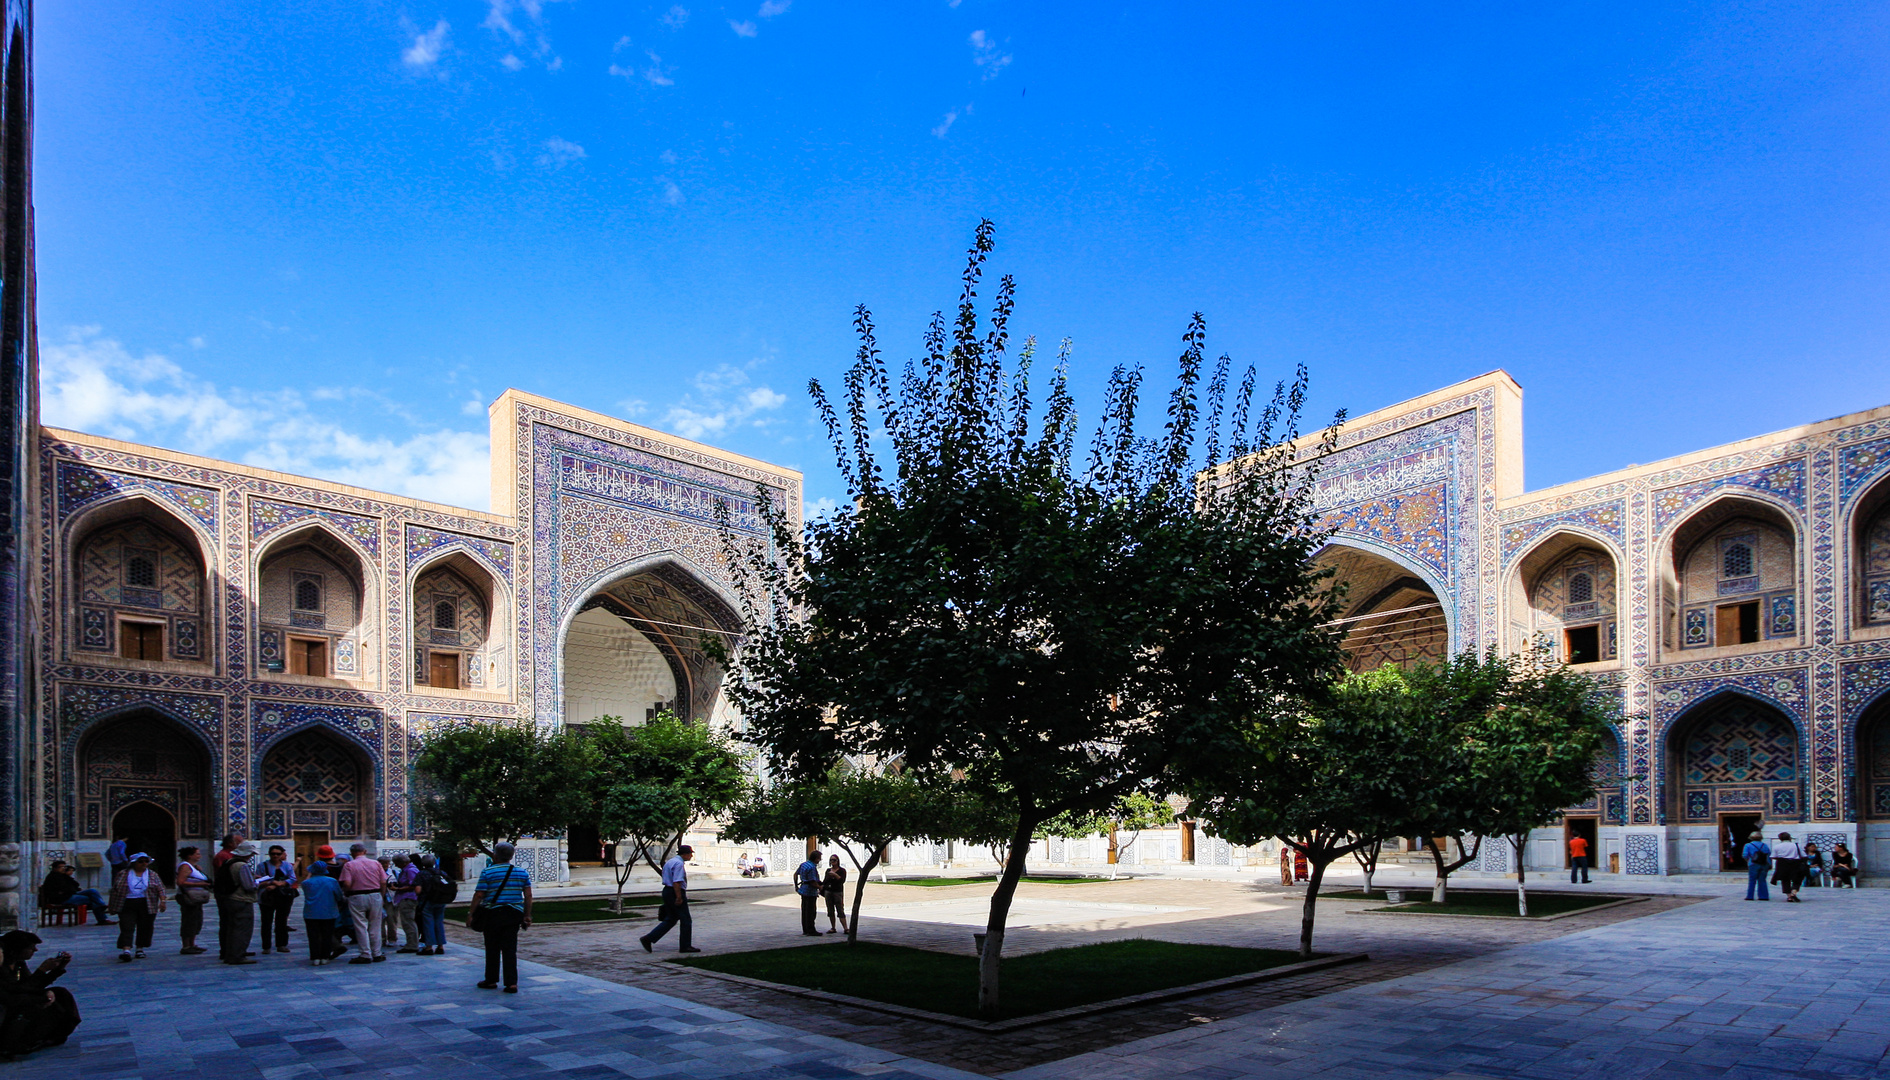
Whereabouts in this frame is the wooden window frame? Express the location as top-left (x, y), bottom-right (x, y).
top-left (287, 635), bottom-right (329, 677)
top-left (1565, 624), bottom-right (1601, 664)
top-left (1715, 601), bottom-right (1761, 646)
top-left (117, 618), bottom-right (165, 662)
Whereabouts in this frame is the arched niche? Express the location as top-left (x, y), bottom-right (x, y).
top-left (1851, 473), bottom-right (1890, 631)
top-left (1662, 495), bottom-right (1800, 655)
top-left (76, 708), bottom-right (214, 850)
top-left (1507, 530), bottom-right (1621, 666)
top-left (255, 524), bottom-right (374, 683)
top-left (1665, 693), bottom-right (1803, 826)
top-left (257, 725), bottom-right (374, 843)
top-left (1313, 542), bottom-right (1449, 673)
top-left (1857, 693), bottom-right (1890, 820)
top-left (411, 550), bottom-right (509, 693)
top-left (557, 559), bottom-right (743, 729)
top-left (67, 496), bottom-right (211, 666)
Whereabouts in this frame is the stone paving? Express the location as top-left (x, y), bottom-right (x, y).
top-left (500, 876), bottom-right (1703, 1074)
top-left (7, 921), bottom-right (979, 1080)
top-left (1003, 888), bottom-right (1890, 1080)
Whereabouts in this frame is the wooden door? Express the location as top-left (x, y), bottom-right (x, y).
top-left (290, 638), bottom-right (328, 677)
top-left (120, 621), bottom-right (164, 660)
top-left (429, 651), bottom-right (460, 689)
top-left (293, 831), bottom-right (330, 872)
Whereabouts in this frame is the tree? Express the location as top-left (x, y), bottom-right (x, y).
top-left (714, 222), bottom-right (1344, 1017)
top-left (578, 714), bottom-right (750, 913)
top-left (1190, 668), bottom-right (1433, 958)
top-left (1077, 792), bottom-right (1173, 879)
top-left (723, 764), bottom-right (971, 941)
top-left (413, 722), bottom-right (592, 860)
top-left (1393, 647), bottom-right (1617, 904)
top-left (1454, 648), bottom-right (1619, 916)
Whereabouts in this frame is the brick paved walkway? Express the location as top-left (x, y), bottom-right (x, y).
top-left (7, 923), bottom-right (979, 1080)
top-left (1004, 889), bottom-right (1890, 1080)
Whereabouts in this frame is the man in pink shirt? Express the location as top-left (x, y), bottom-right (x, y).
top-left (338, 842), bottom-right (388, 963)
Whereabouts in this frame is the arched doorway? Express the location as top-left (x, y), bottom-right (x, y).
top-left (1508, 532), bottom-right (1621, 665)
top-left (1313, 544), bottom-right (1449, 673)
top-left (78, 710), bottom-right (213, 871)
top-left (559, 562), bottom-right (742, 727)
top-left (259, 728), bottom-right (371, 864)
top-left (112, 801), bottom-right (179, 884)
top-left (1667, 695), bottom-right (1801, 868)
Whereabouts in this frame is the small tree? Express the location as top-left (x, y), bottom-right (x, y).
top-left (716, 224), bottom-right (1343, 1017)
top-left (1458, 649), bottom-right (1618, 916)
top-left (724, 765), bottom-right (971, 940)
top-left (414, 722), bottom-right (592, 860)
top-left (1191, 669), bottom-right (1432, 958)
top-left (1095, 792), bottom-right (1173, 878)
top-left (578, 714), bottom-right (750, 912)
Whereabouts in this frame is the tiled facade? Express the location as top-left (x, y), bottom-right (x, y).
top-left (1310, 372), bottom-right (1890, 875)
top-left (10, 391), bottom-right (798, 917)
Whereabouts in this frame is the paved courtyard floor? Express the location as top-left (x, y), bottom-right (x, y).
top-left (13, 877), bottom-right (1878, 1080)
top-left (1005, 887), bottom-right (1890, 1080)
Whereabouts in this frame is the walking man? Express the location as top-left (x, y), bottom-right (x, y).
top-left (1568, 833), bottom-right (1591, 884)
top-left (639, 844), bottom-right (699, 953)
top-left (105, 834), bottom-right (130, 881)
top-left (339, 843), bottom-right (387, 963)
top-left (796, 849), bottom-right (823, 936)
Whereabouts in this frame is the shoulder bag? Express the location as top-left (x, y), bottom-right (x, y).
top-left (468, 865), bottom-right (516, 932)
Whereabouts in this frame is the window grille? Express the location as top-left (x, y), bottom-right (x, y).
top-left (126, 557), bottom-right (155, 588)
top-left (294, 580), bottom-right (321, 611)
top-left (434, 600), bottom-right (456, 629)
top-left (1722, 543), bottom-right (1753, 579)
top-left (1568, 572), bottom-right (1593, 603)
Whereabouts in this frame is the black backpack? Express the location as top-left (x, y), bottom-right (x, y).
top-left (420, 867), bottom-right (458, 904)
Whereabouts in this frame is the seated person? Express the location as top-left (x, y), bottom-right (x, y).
top-left (0, 930), bottom-right (79, 1058)
top-left (750, 854), bottom-right (768, 878)
top-left (1831, 842), bottom-right (1857, 887)
top-left (35, 863), bottom-right (110, 925)
top-left (737, 853), bottom-right (752, 876)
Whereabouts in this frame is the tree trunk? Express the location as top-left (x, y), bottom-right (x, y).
top-left (1512, 835), bottom-right (1528, 917)
top-left (977, 817), bottom-right (1037, 1019)
top-left (1353, 839), bottom-right (1380, 897)
top-left (848, 845), bottom-right (884, 943)
top-left (1297, 846), bottom-right (1328, 959)
top-left (613, 859), bottom-right (634, 914)
top-left (1426, 838), bottom-right (1449, 903)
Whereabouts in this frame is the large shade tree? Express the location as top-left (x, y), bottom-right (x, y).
top-left (413, 722), bottom-right (592, 860)
top-left (715, 222), bottom-right (1345, 1017)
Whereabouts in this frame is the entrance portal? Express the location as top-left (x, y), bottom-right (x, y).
top-left (1564, 817), bottom-right (1598, 869)
top-left (1720, 813), bottom-right (1763, 870)
top-left (112, 801), bottom-right (178, 883)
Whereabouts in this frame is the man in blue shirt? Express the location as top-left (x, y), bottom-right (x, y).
top-left (639, 845), bottom-right (699, 953)
top-left (796, 849), bottom-right (823, 937)
top-left (105, 836), bottom-right (129, 880)
top-left (1742, 832), bottom-right (1772, 901)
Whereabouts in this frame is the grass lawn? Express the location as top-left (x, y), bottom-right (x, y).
top-left (676, 938), bottom-right (1305, 1019)
top-left (888, 875), bottom-right (1116, 887)
top-left (444, 895), bottom-right (659, 924)
top-left (1321, 888), bottom-right (1626, 917)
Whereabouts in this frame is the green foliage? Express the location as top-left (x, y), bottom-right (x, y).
top-left (715, 222), bottom-right (1345, 1015)
top-left (1189, 667), bottom-right (1436, 956)
top-left (577, 714), bottom-right (750, 890)
top-left (413, 722), bottom-right (592, 858)
top-left (723, 764), bottom-right (982, 940)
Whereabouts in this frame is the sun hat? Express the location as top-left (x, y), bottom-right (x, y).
top-left (316, 844), bottom-right (335, 858)
top-left (129, 851), bottom-right (152, 861)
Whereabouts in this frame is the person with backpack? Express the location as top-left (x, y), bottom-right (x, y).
top-left (413, 853), bottom-right (455, 955)
top-left (1743, 831), bottom-right (1772, 901)
top-left (795, 849), bottom-right (824, 937)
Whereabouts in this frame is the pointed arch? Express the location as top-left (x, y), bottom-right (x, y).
top-left (64, 494), bottom-right (213, 665)
top-left (1505, 528), bottom-right (1623, 665)
top-left (256, 722), bottom-right (378, 841)
top-left (255, 522), bottom-right (376, 683)
top-left (1312, 539), bottom-right (1453, 673)
top-left (1660, 493), bottom-right (1802, 655)
top-left (411, 547), bottom-right (511, 693)
top-left (1847, 469), bottom-right (1890, 631)
top-left (74, 706), bottom-right (216, 843)
top-left (1663, 689), bottom-right (1807, 826)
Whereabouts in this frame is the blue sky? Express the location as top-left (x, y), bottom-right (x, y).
top-left (35, 2), bottom-right (1890, 513)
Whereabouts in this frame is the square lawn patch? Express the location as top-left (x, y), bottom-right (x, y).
top-left (675, 938), bottom-right (1306, 1020)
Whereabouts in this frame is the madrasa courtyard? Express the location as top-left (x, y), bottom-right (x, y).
top-left (6, 3), bottom-right (1890, 1078)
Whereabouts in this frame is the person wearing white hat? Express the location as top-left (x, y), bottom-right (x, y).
top-left (107, 852), bottom-right (167, 962)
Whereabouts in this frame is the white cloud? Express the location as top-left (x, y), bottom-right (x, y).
top-left (40, 327), bottom-right (492, 511)
top-left (969, 29), bottom-right (1011, 80)
top-left (538, 137), bottom-right (587, 167)
top-left (188, 336), bottom-right (206, 349)
top-left (663, 364), bottom-right (788, 441)
top-left (728, 19), bottom-right (758, 37)
top-left (642, 51), bottom-right (675, 85)
top-left (500, 53), bottom-right (524, 70)
top-left (660, 179), bottom-right (684, 205)
top-left (483, 0), bottom-right (562, 67)
top-left (661, 6), bottom-right (689, 28)
top-left (482, 0), bottom-right (525, 43)
top-left (804, 496), bottom-right (839, 521)
top-left (402, 20), bottom-right (451, 70)
top-left (614, 35), bottom-right (633, 50)
top-left (759, 0), bottom-right (791, 16)
top-left (932, 109), bottom-right (960, 138)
